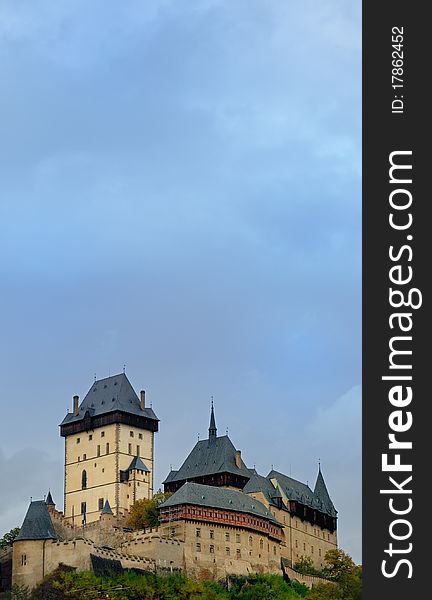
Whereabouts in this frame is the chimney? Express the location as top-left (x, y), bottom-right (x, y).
top-left (140, 390), bottom-right (145, 410)
top-left (235, 450), bottom-right (241, 469)
top-left (73, 395), bottom-right (79, 417)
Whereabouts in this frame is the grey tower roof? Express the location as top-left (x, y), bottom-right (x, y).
top-left (126, 456), bottom-right (150, 472)
top-left (16, 501), bottom-right (57, 541)
top-left (101, 500), bottom-right (113, 515)
top-left (243, 470), bottom-right (284, 507)
top-left (314, 466), bottom-right (337, 517)
top-left (45, 491), bottom-right (55, 506)
top-left (162, 435), bottom-right (251, 484)
top-left (160, 482), bottom-right (281, 525)
top-left (268, 469), bottom-right (337, 517)
top-left (60, 373), bottom-right (159, 426)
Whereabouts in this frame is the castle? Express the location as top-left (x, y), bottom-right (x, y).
top-left (6, 373), bottom-right (338, 590)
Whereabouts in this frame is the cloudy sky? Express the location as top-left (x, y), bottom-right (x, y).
top-left (0, 0), bottom-right (361, 562)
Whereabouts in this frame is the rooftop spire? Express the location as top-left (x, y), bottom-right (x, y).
top-left (314, 463), bottom-right (337, 516)
top-left (46, 490), bottom-right (55, 506)
top-left (209, 399), bottom-right (217, 440)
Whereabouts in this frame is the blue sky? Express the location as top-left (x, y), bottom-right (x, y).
top-left (0, 0), bottom-right (361, 562)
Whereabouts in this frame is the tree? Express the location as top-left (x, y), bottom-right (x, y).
top-left (125, 490), bottom-right (172, 530)
top-left (322, 549), bottom-right (356, 581)
top-left (0, 527), bottom-right (20, 549)
top-left (294, 556), bottom-right (316, 575)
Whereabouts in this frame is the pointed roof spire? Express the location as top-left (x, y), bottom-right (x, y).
top-left (209, 398), bottom-right (217, 439)
top-left (314, 463), bottom-right (337, 516)
top-left (16, 501), bottom-right (57, 541)
top-left (46, 490), bottom-right (55, 506)
top-left (101, 499), bottom-right (113, 514)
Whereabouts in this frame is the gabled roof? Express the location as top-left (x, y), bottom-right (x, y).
top-left (126, 456), bottom-right (150, 472)
top-left (59, 373), bottom-right (159, 426)
top-left (314, 467), bottom-right (337, 517)
top-left (243, 470), bottom-right (285, 507)
top-left (16, 501), bottom-right (57, 541)
top-left (160, 482), bottom-right (281, 525)
top-left (268, 469), bottom-right (337, 517)
top-left (162, 435), bottom-right (251, 484)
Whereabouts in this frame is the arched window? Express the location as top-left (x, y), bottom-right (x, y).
top-left (249, 536), bottom-right (253, 547)
top-left (82, 470), bottom-right (87, 489)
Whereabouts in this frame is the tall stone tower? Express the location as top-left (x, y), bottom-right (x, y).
top-left (59, 373), bottom-right (159, 525)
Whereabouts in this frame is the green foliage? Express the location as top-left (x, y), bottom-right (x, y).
top-left (228, 574), bottom-right (308, 599)
top-left (321, 549), bottom-right (356, 581)
top-left (303, 550), bottom-right (362, 600)
top-left (293, 556), bottom-right (321, 577)
top-left (26, 569), bottom-right (313, 600)
top-left (125, 490), bottom-right (172, 530)
top-left (9, 585), bottom-right (31, 600)
top-left (0, 528), bottom-right (20, 549)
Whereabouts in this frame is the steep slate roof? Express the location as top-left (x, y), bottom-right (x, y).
top-left (243, 470), bottom-right (284, 507)
top-left (60, 373), bottom-right (159, 426)
top-left (162, 435), bottom-right (251, 484)
top-left (101, 500), bottom-right (113, 515)
top-left (45, 491), bottom-right (55, 506)
top-left (16, 501), bottom-right (57, 541)
top-left (126, 456), bottom-right (150, 472)
top-left (160, 482), bottom-right (281, 525)
top-left (268, 469), bottom-right (337, 517)
top-left (163, 470), bottom-right (178, 483)
top-left (314, 467), bottom-right (337, 517)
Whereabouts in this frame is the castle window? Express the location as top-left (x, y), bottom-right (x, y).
top-left (249, 536), bottom-right (253, 547)
top-left (78, 456), bottom-right (80, 462)
top-left (137, 445), bottom-right (140, 456)
top-left (128, 443), bottom-right (132, 454)
top-left (225, 532), bottom-right (230, 542)
top-left (319, 549), bottom-right (322, 557)
top-left (106, 443), bottom-right (109, 454)
top-left (273, 546), bottom-right (276, 555)
top-left (311, 546), bottom-right (314, 554)
top-left (196, 543), bottom-right (201, 552)
top-left (209, 530), bottom-right (214, 539)
top-left (21, 554), bottom-right (27, 566)
top-left (83, 454), bottom-right (86, 460)
top-left (236, 534), bottom-right (240, 544)
top-left (81, 501), bottom-right (86, 515)
top-left (236, 548), bottom-right (241, 558)
top-left (225, 547), bottom-right (230, 556)
top-left (98, 498), bottom-right (104, 510)
top-left (303, 543), bottom-right (306, 551)
top-left (295, 540), bottom-right (298, 548)
top-left (259, 539), bottom-right (263, 549)
top-left (89, 435), bottom-right (93, 441)
top-left (81, 470), bottom-right (87, 489)
top-left (328, 534), bottom-right (330, 540)
top-left (139, 433), bottom-right (143, 440)
top-left (97, 445), bottom-right (100, 457)
top-left (101, 431), bottom-right (105, 438)
top-left (130, 431), bottom-right (134, 437)
top-left (77, 438), bottom-right (80, 444)
top-left (210, 544), bottom-right (214, 554)
top-left (196, 528), bottom-right (201, 538)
